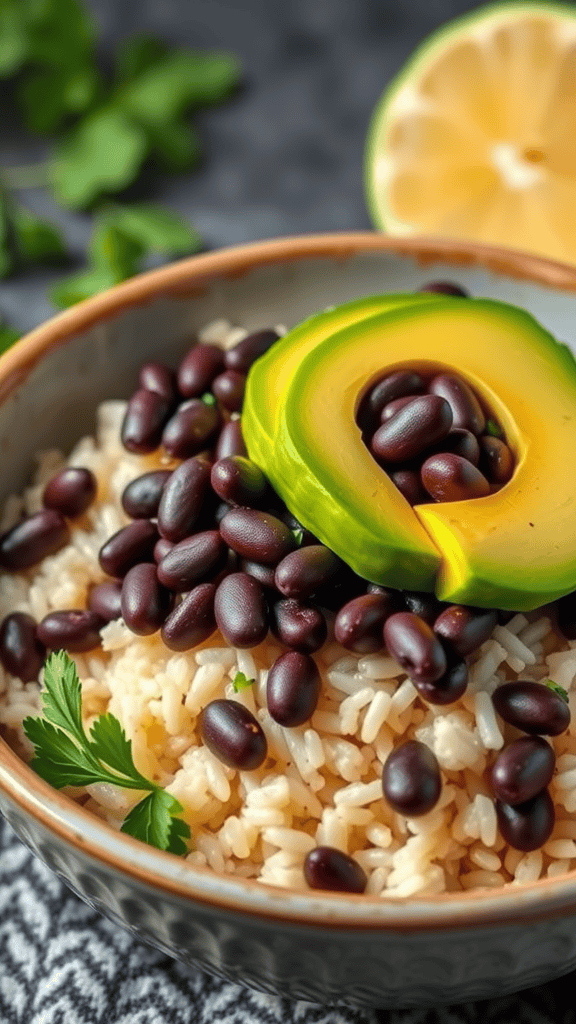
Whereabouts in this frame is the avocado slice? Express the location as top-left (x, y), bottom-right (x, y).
top-left (270, 298), bottom-right (576, 610)
top-left (242, 292), bottom-right (442, 468)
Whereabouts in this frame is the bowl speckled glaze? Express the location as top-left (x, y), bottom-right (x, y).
top-left (2, 233), bottom-right (576, 1008)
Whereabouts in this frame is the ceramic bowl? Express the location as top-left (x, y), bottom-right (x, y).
top-left (1, 233), bottom-right (576, 1009)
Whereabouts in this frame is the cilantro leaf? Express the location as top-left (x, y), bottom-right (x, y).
top-left (17, 65), bottom-right (101, 135)
top-left (50, 267), bottom-right (124, 308)
top-left (0, 320), bottom-right (20, 354)
top-left (291, 528), bottom-right (304, 546)
top-left (118, 50), bottom-right (240, 127)
top-left (114, 33), bottom-right (172, 84)
top-left (23, 651), bottom-right (192, 855)
top-left (12, 205), bottom-right (66, 264)
top-left (485, 419), bottom-right (504, 439)
top-left (113, 204), bottom-right (202, 257)
top-left (23, 717), bottom-right (106, 789)
top-left (202, 392), bottom-right (217, 406)
top-left (88, 713), bottom-right (151, 788)
top-left (50, 107), bottom-right (148, 209)
top-left (40, 649), bottom-right (85, 743)
top-left (545, 679), bottom-right (570, 704)
top-left (232, 671), bottom-right (255, 693)
top-left (121, 790), bottom-right (191, 855)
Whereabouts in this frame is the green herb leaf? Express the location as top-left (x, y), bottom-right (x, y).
top-left (232, 671), bottom-right (255, 693)
top-left (88, 713), bottom-right (151, 788)
top-left (485, 419), bottom-right (504, 439)
top-left (40, 649), bottom-right (85, 743)
top-left (23, 652), bottom-right (192, 854)
top-left (118, 50), bottom-right (241, 127)
top-left (545, 679), bottom-right (570, 704)
top-left (24, 717), bottom-right (107, 789)
top-left (291, 528), bottom-right (304, 546)
top-left (121, 790), bottom-right (191, 854)
top-left (12, 205), bottom-right (66, 264)
top-left (50, 267), bottom-right (124, 309)
top-left (0, 321), bottom-right (20, 354)
top-left (201, 392), bottom-right (217, 406)
top-left (50, 107), bottom-right (148, 209)
top-left (17, 65), bottom-right (101, 134)
top-left (113, 203), bottom-right (202, 256)
top-left (114, 33), bottom-right (172, 84)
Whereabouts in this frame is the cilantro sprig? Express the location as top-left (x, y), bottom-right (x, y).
top-left (232, 671), bottom-right (255, 693)
top-left (545, 679), bottom-right (570, 704)
top-left (23, 651), bottom-right (191, 855)
top-left (0, 185), bottom-right (66, 279)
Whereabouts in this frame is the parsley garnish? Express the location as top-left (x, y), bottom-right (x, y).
top-left (232, 671), bottom-right (255, 693)
top-left (544, 679), bottom-right (570, 704)
top-left (291, 528), bottom-right (304, 546)
top-left (23, 651), bottom-right (191, 855)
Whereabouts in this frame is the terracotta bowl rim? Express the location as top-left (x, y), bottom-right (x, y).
top-left (2, 230), bottom-right (576, 931)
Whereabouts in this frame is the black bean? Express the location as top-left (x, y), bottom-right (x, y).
top-left (240, 558), bottom-right (277, 590)
top-left (0, 612), bottom-right (45, 682)
top-left (210, 548), bottom-right (239, 587)
top-left (43, 467), bottom-right (97, 518)
top-left (220, 508), bottom-right (295, 565)
top-left (413, 656), bottom-right (468, 705)
top-left (492, 680), bottom-right (571, 736)
top-left (211, 370), bottom-right (246, 412)
top-left (266, 651), bottom-right (321, 727)
top-left (479, 436), bottom-right (515, 485)
top-left (37, 610), bottom-right (103, 652)
top-left (99, 520), bottom-right (159, 578)
top-left (357, 371), bottom-right (426, 433)
top-left (491, 736), bottom-right (555, 805)
top-left (428, 374), bottom-right (485, 434)
top-left (313, 568), bottom-right (366, 611)
top-left (162, 399), bottom-right (221, 459)
top-left (178, 344), bottom-right (225, 398)
top-left (271, 598), bottom-right (327, 654)
top-left (154, 537), bottom-right (174, 563)
top-left (121, 388), bottom-right (171, 454)
top-left (121, 470), bottom-right (172, 520)
top-left (224, 329), bottom-right (279, 372)
top-left (211, 457), bottom-right (268, 507)
top-left (382, 740), bottom-right (442, 816)
top-left (201, 698), bottom-right (267, 770)
top-left (161, 582), bottom-right (217, 651)
top-left (496, 790), bottom-right (555, 852)
top-left (157, 457), bottom-right (211, 542)
top-left (384, 612), bottom-right (447, 684)
top-left (157, 531), bottom-right (227, 592)
top-left (0, 510), bottom-right (69, 571)
top-left (402, 591), bottom-right (446, 626)
top-left (379, 395), bottom-right (419, 423)
top-left (334, 593), bottom-right (394, 653)
top-left (371, 395), bottom-right (453, 464)
top-left (389, 469), bottom-right (428, 506)
top-left (138, 361), bottom-right (178, 405)
top-left (556, 591), bottom-right (576, 640)
top-left (433, 605), bottom-right (497, 658)
top-left (214, 572), bottom-right (268, 648)
top-left (275, 545), bottom-right (342, 599)
top-left (429, 428), bottom-right (481, 466)
top-left (88, 581), bottom-right (123, 622)
top-left (421, 453), bottom-right (490, 502)
top-left (215, 418), bottom-right (248, 460)
top-left (304, 846), bottom-right (367, 894)
top-left (418, 281), bottom-right (469, 297)
top-left (120, 563), bottom-right (173, 636)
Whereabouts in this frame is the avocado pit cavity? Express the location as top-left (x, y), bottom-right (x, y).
top-left (357, 368), bottom-right (514, 506)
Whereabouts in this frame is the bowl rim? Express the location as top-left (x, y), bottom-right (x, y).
top-left (2, 229), bottom-right (576, 931)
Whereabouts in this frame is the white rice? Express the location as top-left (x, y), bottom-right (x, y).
top-left (2, 317), bottom-right (576, 898)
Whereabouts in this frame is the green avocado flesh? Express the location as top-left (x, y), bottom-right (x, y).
top-left (242, 292), bottom-right (443, 469)
top-left (243, 294), bottom-right (576, 611)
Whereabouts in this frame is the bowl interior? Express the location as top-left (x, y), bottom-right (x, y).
top-left (2, 235), bottom-right (576, 928)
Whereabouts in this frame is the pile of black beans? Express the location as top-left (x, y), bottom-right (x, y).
top-left (358, 369), bottom-right (515, 506)
top-left (0, 283), bottom-right (575, 889)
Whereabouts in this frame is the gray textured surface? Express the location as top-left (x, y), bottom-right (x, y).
top-left (0, 0), bottom-right (481, 333)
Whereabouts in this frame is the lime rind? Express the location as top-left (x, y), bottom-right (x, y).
top-left (364, 0), bottom-right (576, 234)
